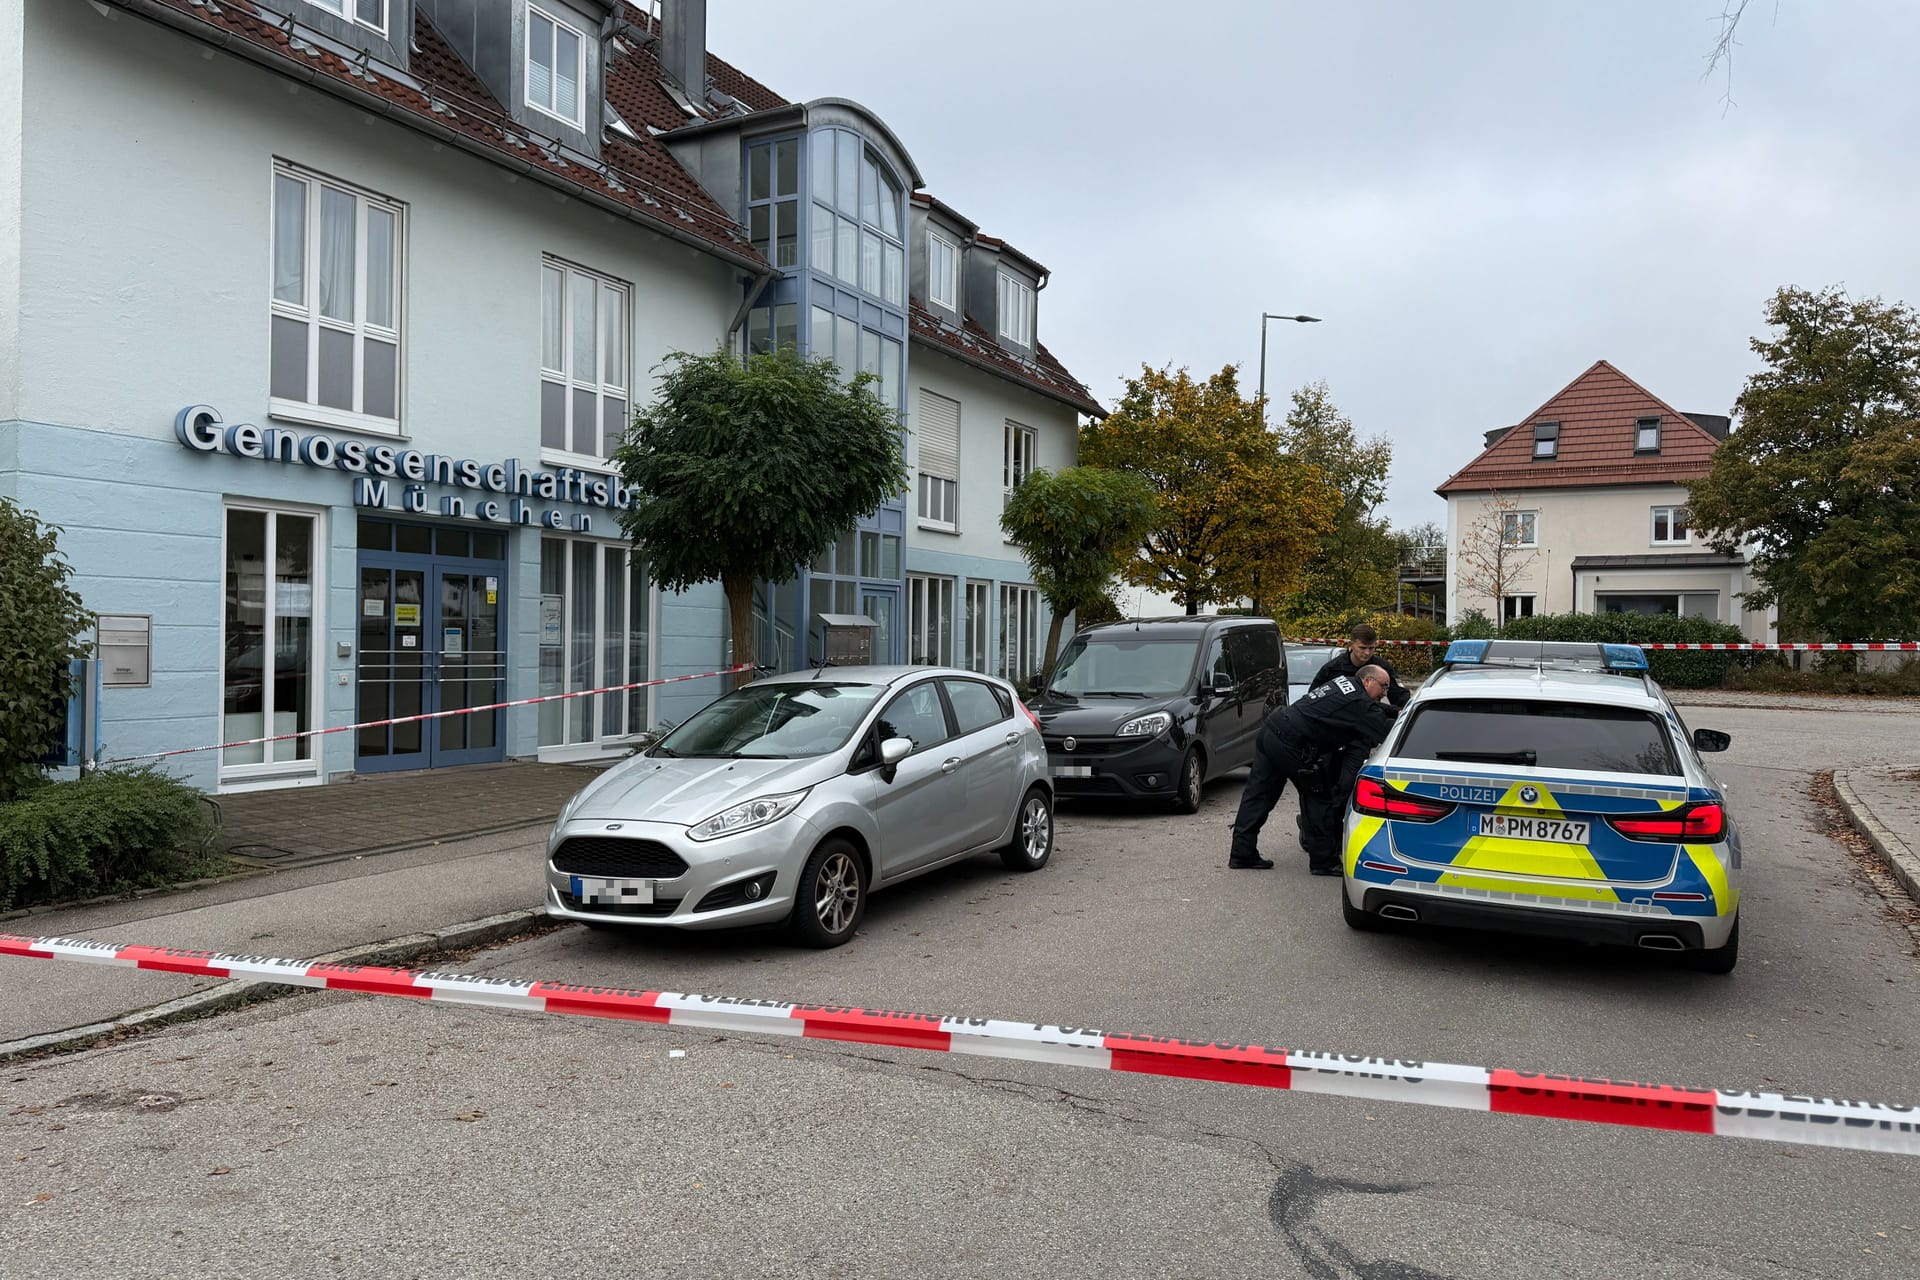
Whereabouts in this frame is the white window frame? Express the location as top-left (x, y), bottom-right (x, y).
top-left (907, 574), bottom-right (957, 666)
top-left (219, 500), bottom-right (326, 785)
top-left (917, 388), bottom-right (961, 532)
top-left (963, 580), bottom-right (992, 673)
top-left (999, 582), bottom-right (1043, 685)
top-left (527, 4), bottom-right (588, 130)
top-left (1003, 420), bottom-right (1037, 510)
top-left (997, 273), bottom-right (1034, 346)
top-left (1501, 593), bottom-right (1536, 623)
top-left (541, 257), bottom-right (631, 465)
top-left (308, 0), bottom-right (388, 36)
top-left (928, 232), bottom-right (958, 310)
top-left (269, 162), bottom-right (406, 434)
top-left (538, 535), bottom-right (658, 759)
top-left (1651, 505), bottom-right (1692, 546)
top-left (1502, 510), bottom-right (1539, 548)
top-left (918, 475), bottom-right (958, 529)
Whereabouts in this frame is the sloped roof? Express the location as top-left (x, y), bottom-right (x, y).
top-left (909, 303), bottom-right (1104, 418)
top-left (1437, 360), bottom-right (1725, 495)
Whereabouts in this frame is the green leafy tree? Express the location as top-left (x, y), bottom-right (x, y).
top-left (614, 347), bottom-right (907, 681)
top-left (1687, 286), bottom-right (1920, 638)
top-left (0, 500), bottom-right (94, 802)
top-left (1079, 364), bottom-right (1338, 614)
top-left (1273, 381), bottom-right (1398, 617)
top-left (1000, 466), bottom-right (1159, 682)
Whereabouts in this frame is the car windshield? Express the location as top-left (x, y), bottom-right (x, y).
top-left (1287, 647), bottom-right (1338, 685)
top-left (1394, 699), bottom-right (1680, 776)
top-left (1047, 637), bottom-right (1198, 698)
top-left (653, 682), bottom-right (884, 759)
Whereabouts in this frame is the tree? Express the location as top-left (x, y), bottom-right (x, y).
top-left (1686, 285), bottom-right (1920, 639)
top-left (1274, 381), bottom-right (1397, 617)
top-left (999, 466), bottom-right (1159, 683)
top-left (0, 500), bottom-right (94, 802)
top-left (613, 347), bottom-right (907, 681)
top-left (1455, 492), bottom-right (1540, 631)
top-left (1078, 364), bottom-right (1338, 615)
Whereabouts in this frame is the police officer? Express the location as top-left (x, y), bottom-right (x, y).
top-left (1310, 623), bottom-right (1411, 710)
top-left (1229, 664), bottom-right (1396, 872)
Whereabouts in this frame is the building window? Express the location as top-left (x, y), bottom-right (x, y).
top-left (999, 583), bottom-right (1043, 686)
top-left (1635, 417), bottom-right (1662, 454)
top-left (746, 138), bottom-right (800, 269)
top-left (1003, 421), bottom-right (1037, 507)
top-left (307, 0), bottom-right (387, 35)
top-left (1501, 510), bottom-right (1539, 548)
top-left (527, 6), bottom-right (586, 129)
top-left (917, 389), bottom-right (961, 529)
top-left (1501, 594), bottom-right (1536, 623)
top-left (746, 302), bottom-right (799, 357)
top-left (1651, 505), bottom-right (1691, 545)
top-left (270, 164), bottom-right (403, 430)
top-left (222, 507), bottom-right (318, 772)
top-left (810, 129), bottom-right (903, 306)
top-left (997, 273), bottom-right (1034, 346)
top-left (542, 259), bottom-right (629, 459)
top-left (538, 538), bottom-right (653, 748)
top-left (1599, 592), bottom-right (1720, 621)
top-left (1531, 421), bottom-right (1559, 460)
top-left (963, 580), bottom-right (993, 673)
top-left (907, 574), bottom-right (956, 665)
top-left (928, 232), bottom-right (958, 309)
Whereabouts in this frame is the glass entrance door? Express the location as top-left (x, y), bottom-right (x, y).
top-left (861, 586), bottom-right (900, 665)
top-left (430, 567), bottom-right (503, 765)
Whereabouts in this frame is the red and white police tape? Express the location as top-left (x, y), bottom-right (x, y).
top-left (1286, 638), bottom-right (1920, 651)
top-left (3, 933), bottom-right (1913, 1156)
top-left (99, 663), bottom-right (753, 766)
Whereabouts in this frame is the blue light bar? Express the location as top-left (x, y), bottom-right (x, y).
top-left (1443, 639), bottom-right (1491, 665)
top-left (1601, 644), bottom-right (1649, 671)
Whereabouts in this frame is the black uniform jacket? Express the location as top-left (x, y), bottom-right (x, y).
top-left (1310, 649), bottom-right (1411, 709)
top-left (1265, 675), bottom-right (1396, 755)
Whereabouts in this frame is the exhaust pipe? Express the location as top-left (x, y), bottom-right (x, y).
top-left (1637, 933), bottom-right (1686, 951)
top-left (1377, 903), bottom-right (1420, 923)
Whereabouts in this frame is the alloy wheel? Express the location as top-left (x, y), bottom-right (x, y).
top-left (815, 850), bottom-right (861, 934)
top-left (1021, 796), bottom-right (1052, 863)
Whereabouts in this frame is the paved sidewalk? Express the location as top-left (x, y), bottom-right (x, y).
top-left (1834, 765), bottom-right (1920, 904)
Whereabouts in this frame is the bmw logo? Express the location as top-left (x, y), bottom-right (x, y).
top-left (1519, 786), bottom-right (1540, 805)
top-left (1064, 737), bottom-right (1077, 752)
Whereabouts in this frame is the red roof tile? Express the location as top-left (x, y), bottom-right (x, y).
top-left (910, 303), bottom-right (1104, 418)
top-left (1435, 360), bottom-right (1725, 495)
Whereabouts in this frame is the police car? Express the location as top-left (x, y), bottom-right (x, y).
top-left (1339, 640), bottom-right (1742, 972)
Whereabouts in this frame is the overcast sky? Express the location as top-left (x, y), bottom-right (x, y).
top-left (706, 1), bottom-right (1920, 529)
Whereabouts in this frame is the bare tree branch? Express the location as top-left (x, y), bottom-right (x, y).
top-left (1704, 0), bottom-right (1778, 113)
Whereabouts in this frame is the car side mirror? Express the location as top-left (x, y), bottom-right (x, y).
top-left (1692, 727), bottom-right (1731, 753)
top-left (1210, 672), bottom-right (1234, 693)
top-left (880, 737), bottom-right (913, 766)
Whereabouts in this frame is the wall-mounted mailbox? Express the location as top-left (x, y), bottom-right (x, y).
top-left (817, 613), bottom-right (878, 666)
top-left (96, 614), bottom-right (152, 688)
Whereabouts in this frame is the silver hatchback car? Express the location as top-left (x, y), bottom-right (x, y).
top-left (544, 666), bottom-right (1054, 947)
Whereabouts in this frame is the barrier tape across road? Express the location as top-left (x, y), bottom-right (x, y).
top-left (99, 663), bottom-right (753, 765)
top-left (1285, 639), bottom-right (1920, 651)
top-left (3, 935), bottom-right (1914, 1156)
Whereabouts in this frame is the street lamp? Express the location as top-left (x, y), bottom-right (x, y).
top-left (1258, 312), bottom-right (1322, 425)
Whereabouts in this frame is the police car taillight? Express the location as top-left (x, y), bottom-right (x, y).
top-left (1606, 803), bottom-right (1726, 842)
top-left (1352, 776), bottom-right (1454, 823)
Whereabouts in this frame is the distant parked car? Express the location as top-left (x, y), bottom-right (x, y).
top-left (1285, 644), bottom-right (1342, 707)
top-left (544, 667), bottom-right (1052, 948)
top-left (1028, 616), bottom-right (1286, 814)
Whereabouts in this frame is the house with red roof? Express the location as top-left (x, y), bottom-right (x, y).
top-left (1435, 361), bottom-right (1775, 641)
top-left (0, 0), bottom-right (1100, 790)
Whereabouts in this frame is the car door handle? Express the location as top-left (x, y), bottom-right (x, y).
top-left (1003, 732), bottom-right (1021, 746)
top-left (941, 756), bottom-right (962, 773)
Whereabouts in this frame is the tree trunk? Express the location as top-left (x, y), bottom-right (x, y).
top-left (1039, 610), bottom-right (1067, 690)
top-left (722, 570), bottom-right (755, 688)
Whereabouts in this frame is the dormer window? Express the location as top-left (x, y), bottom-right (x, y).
top-left (1532, 420), bottom-right (1559, 460)
top-left (527, 6), bottom-right (586, 129)
top-left (928, 232), bottom-right (958, 310)
top-left (308, 0), bottom-right (387, 36)
top-left (998, 274), bottom-right (1034, 347)
top-left (1635, 416), bottom-right (1661, 453)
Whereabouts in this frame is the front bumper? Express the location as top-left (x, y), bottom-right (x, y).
top-left (1043, 733), bottom-right (1185, 798)
top-left (543, 818), bottom-right (803, 931)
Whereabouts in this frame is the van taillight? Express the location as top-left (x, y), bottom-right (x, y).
top-left (1607, 803), bottom-right (1725, 842)
top-left (1352, 776), bottom-right (1454, 823)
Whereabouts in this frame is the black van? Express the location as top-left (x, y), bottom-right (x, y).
top-left (1028, 616), bottom-right (1287, 813)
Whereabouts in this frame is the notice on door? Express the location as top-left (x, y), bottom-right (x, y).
top-left (443, 627), bottom-right (464, 658)
top-left (362, 598), bottom-right (386, 619)
top-left (394, 603), bottom-right (421, 627)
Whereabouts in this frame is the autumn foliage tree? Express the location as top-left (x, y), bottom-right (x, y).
top-left (1079, 365), bottom-right (1339, 615)
top-left (1273, 381), bottom-right (1398, 618)
top-left (1687, 286), bottom-right (1920, 639)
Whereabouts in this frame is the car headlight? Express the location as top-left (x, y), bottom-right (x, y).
top-left (555, 788), bottom-right (588, 825)
top-left (1116, 711), bottom-right (1172, 738)
top-left (687, 789), bottom-right (811, 842)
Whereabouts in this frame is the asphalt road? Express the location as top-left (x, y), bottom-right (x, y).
top-left (5, 702), bottom-right (1918, 1279)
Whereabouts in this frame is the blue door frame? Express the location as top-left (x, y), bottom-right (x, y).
top-left (355, 549), bottom-right (507, 772)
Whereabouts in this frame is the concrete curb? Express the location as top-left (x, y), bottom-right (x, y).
top-left (1833, 770), bottom-right (1920, 906)
top-left (0, 907), bottom-right (550, 1063)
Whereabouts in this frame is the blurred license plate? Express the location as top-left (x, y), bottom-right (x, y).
top-left (571, 875), bottom-right (654, 905)
top-left (1051, 764), bottom-right (1094, 778)
top-left (1477, 815), bottom-right (1588, 844)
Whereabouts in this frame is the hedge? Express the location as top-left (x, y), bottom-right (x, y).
top-left (1497, 612), bottom-right (1753, 688)
top-left (0, 767), bottom-right (216, 910)
top-left (1277, 611), bottom-right (1450, 678)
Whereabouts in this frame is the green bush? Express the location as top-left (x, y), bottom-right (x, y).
top-left (0, 500), bottom-right (95, 802)
top-left (1497, 612), bottom-right (1752, 688)
top-left (1275, 610), bottom-right (1450, 677)
top-left (0, 767), bottom-right (217, 910)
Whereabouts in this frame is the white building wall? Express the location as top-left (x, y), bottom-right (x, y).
top-left (0, 0), bottom-right (21, 430)
top-left (9, 1), bottom-right (741, 785)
